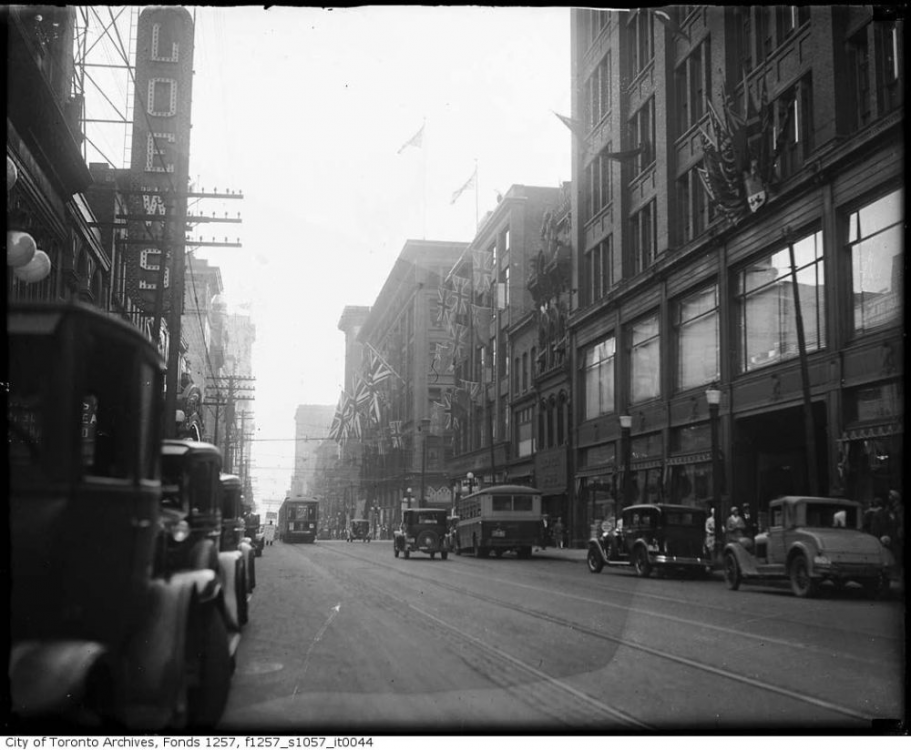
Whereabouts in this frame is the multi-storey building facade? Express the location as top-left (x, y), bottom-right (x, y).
top-left (355, 240), bottom-right (468, 531)
top-left (568, 7), bottom-right (903, 544)
top-left (446, 185), bottom-right (566, 502)
top-left (7, 8), bottom-right (124, 317)
top-left (290, 404), bottom-right (336, 498)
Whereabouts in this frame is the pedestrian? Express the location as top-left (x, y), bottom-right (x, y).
top-left (704, 510), bottom-right (716, 558)
top-left (742, 505), bottom-right (755, 537)
top-left (725, 506), bottom-right (746, 543)
top-left (553, 516), bottom-right (565, 549)
top-left (264, 520), bottom-right (275, 546)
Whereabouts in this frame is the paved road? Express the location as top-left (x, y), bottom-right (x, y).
top-left (219, 540), bottom-right (905, 733)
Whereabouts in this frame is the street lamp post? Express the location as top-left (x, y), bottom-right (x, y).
top-left (706, 385), bottom-right (722, 562)
top-left (619, 414), bottom-right (632, 519)
top-left (419, 417), bottom-right (431, 507)
top-left (404, 486), bottom-right (413, 510)
top-left (466, 471), bottom-right (476, 495)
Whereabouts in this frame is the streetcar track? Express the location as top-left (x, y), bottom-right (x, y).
top-left (281, 544), bottom-right (648, 728)
top-left (300, 542), bottom-right (888, 723)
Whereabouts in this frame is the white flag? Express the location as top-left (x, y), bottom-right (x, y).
top-left (397, 124), bottom-right (424, 154)
top-left (450, 167), bottom-right (477, 205)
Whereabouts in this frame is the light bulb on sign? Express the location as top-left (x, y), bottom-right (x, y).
top-left (14, 249), bottom-right (51, 283)
top-left (7, 230), bottom-right (36, 268)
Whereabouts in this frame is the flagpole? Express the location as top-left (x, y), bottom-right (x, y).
top-left (422, 117), bottom-right (427, 240)
top-left (365, 341), bottom-right (406, 384)
top-left (474, 158), bottom-right (479, 230)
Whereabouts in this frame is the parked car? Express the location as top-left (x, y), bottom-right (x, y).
top-left (244, 511), bottom-right (266, 557)
top-left (723, 495), bottom-right (893, 598)
top-left (220, 473), bottom-right (256, 597)
top-left (161, 439), bottom-right (249, 635)
top-left (8, 303), bottom-right (230, 729)
top-left (394, 508), bottom-right (450, 560)
top-left (587, 504), bottom-right (712, 578)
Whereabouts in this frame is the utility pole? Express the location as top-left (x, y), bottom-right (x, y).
top-left (209, 374), bottom-right (255, 472)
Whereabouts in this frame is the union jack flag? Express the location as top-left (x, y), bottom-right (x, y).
top-left (389, 420), bottom-right (404, 449)
top-left (449, 275), bottom-right (471, 315)
top-left (433, 390), bottom-right (460, 431)
top-left (435, 286), bottom-right (453, 328)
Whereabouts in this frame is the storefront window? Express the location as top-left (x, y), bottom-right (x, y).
top-left (582, 474), bottom-right (617, 537)
top-left (630, 314), bottom-right (660, 402)
top-left (582, 336), bottom-right (615, 419)
top-left (736, 230), bottom-right (826, 373)
top-left (847, 187), bottom-right (903, 335)
top-left (668, 462), bottom-right (712, 506)
top-left (675, 285), bottom-right (719, 392)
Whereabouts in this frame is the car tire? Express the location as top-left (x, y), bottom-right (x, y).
top-left (723, 552), bottom-right (741, 591)
top-left (187, 608), bottom-right (232, 728)
top-left (633, 547), bottom-right (652, 578)
top-left (587, 546), bottom-right (604, 573)
top-left (861, 574), bottom-right (889, 600)
top-left (789, 555), bottom-right (818, 598)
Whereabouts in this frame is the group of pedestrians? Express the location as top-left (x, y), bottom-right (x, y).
top-left (864, 490), bottom-right (903, 572)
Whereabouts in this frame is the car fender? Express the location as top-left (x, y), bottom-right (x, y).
top-left (587, 538), bottom-right (609, 565)
top-left (218, 550), bottom-right (244, 631)
top-left (238, 541), bottom-right (255, 592)
top-left (723, 542), bottom-right (762, 577)
top-left (9, 640), bottom-right (108, 720)
top-left (787, 542), bottom-right (819, 576)
top-left (119, 573), bottom-right (214, 729)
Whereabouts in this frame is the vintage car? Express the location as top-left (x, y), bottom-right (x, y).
top-left (244, 511), bottom-right (266, 557)
top-left (394, 508), bottom-right (450, 560)
top-left (8, 303), bottom-right (231, 729)
top-left (161, 439), bottom-right (249, 634)
top-left (587, 504), bottom-right (712, 578)
top-left (723, 496), bottom-right (893, 598)
top-left (347, 518), bottom-right (371, 542)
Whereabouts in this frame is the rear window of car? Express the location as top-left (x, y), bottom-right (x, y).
top-left (664, 511), bottom-right (703, 526)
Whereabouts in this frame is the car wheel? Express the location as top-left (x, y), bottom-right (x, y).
top-left (723, 552), bottom-right (741, 590)
top-left (441, 550), bottom-right (448, 560)
top-left (587, 546), bottom-right (604, 574)
top-left (789, 555), bottom-right (818, 598)
top-left (861, 574), bottom-right (889, 600)
top-left (186, 608), bottom-right (232, 728)
top-left (633, 547), bottom-right (652, 578)
top-left (236, 563), bottom-right (249, 626)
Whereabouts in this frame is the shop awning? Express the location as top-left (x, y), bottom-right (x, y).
top-left (837, 422), bottom-right (903, 443)
top-left (666, 451), bottom-right (713, 465)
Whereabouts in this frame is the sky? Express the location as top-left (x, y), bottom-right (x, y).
top-left (81, 5), bottom-right (573, 505)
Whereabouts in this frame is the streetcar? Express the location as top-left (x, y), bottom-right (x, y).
top-left (279, 497), bottom-right (320, 543)
top-left (452, 484), bottom-right (544, 558)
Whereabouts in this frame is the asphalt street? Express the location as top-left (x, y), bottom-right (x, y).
top-left (218, 540), bottom-right (905, 734)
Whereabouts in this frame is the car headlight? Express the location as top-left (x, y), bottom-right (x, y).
top-left (171, 520), bottom-right (190, 543)
top-left (813, 554), bottom-right (831, 566)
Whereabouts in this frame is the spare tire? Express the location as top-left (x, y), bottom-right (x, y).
top-left (417, 530), bottom-right (439, 549)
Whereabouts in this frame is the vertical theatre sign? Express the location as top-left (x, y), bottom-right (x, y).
top-left (125, 7), bottom-right (194, 313)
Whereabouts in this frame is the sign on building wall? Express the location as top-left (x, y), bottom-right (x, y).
top-left (125, 7), bottom-right (194, 313)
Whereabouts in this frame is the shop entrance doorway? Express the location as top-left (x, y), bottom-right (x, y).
top-left (733, 402), bottom-right (828, 528)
